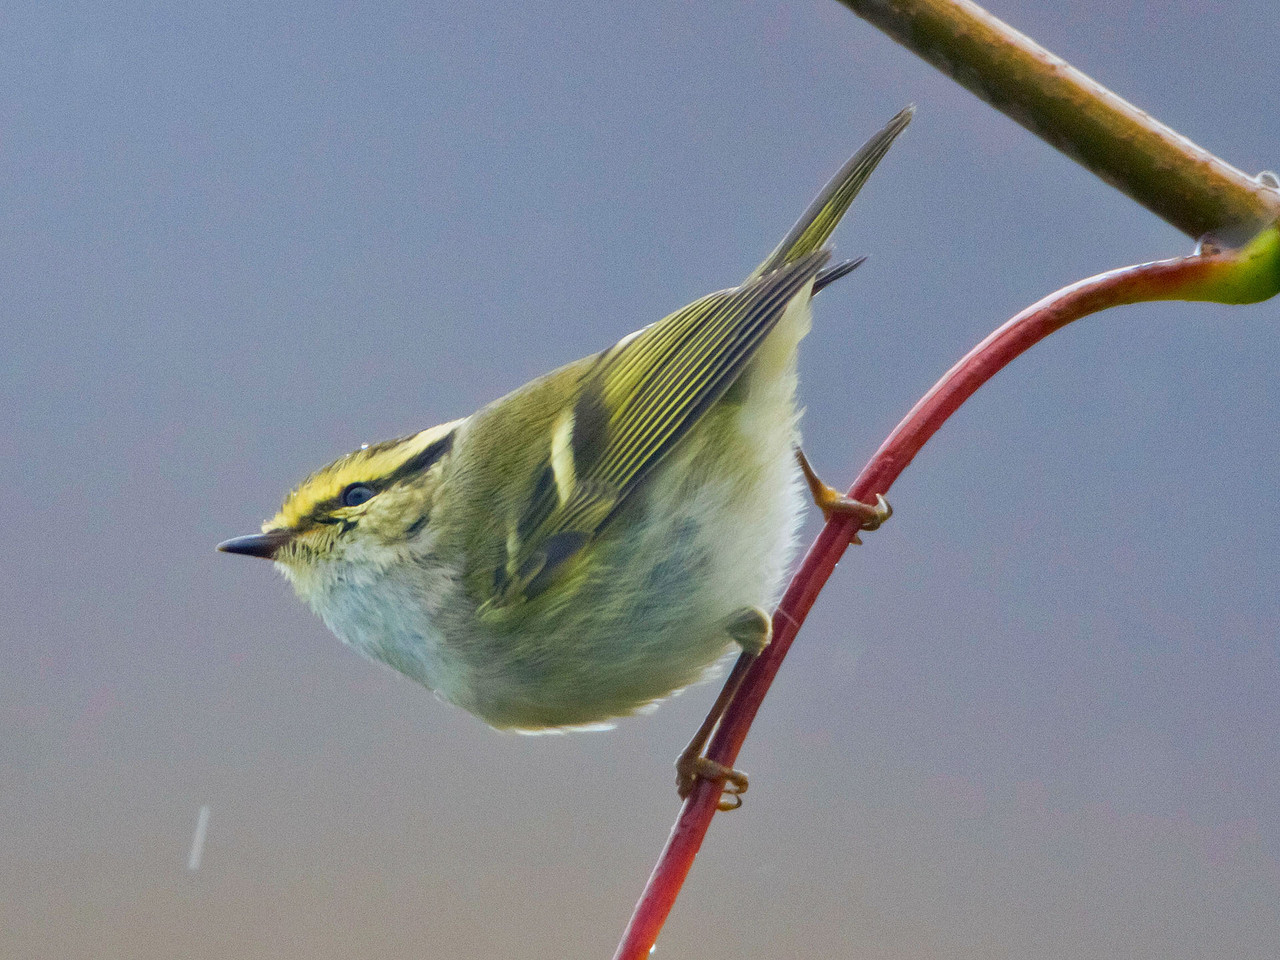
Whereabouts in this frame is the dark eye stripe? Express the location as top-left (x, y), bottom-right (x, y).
top-left (385, 428), bottom-right (456, 486)
top-left (298, 428), bottom-right (457, 529)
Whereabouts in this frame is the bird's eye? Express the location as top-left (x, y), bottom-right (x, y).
top-left (341, 483), bottom-right (377, 507)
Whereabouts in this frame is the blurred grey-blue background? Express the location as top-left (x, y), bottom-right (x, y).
top-left (2, 2), bottom-right (1276, 957)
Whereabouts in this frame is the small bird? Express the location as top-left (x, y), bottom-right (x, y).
top-left (220, 109), bottom-right (911, 805)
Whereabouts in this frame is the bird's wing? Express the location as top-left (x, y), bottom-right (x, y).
top-left (488, 251), bottom-right (829, 606)
top-left (485, 109), bottom-right (914, 607)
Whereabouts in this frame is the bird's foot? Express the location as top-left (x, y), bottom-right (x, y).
top-left (723, 605), bottom-right (772, 656)
top-left (675, 753), bottom-right (749, 812)
top-left (795, 447), bottom-right (892, 545)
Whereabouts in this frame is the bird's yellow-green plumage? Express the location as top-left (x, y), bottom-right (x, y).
top-left (219, 108), bottom-right (912, 731)
top-left (268, 420), bottom-right (462, 532)
top-left (478, 254), bottom-right (830, 609)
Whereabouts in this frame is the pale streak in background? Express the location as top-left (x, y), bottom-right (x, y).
top-left (187, 805), bottom-right (211, 872)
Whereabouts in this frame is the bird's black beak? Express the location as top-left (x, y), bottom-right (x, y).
top-left (217, 528), bottom-right (295, 560)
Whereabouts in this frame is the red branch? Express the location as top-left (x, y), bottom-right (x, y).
top-left (612, 246), bottom-right (1234, 960)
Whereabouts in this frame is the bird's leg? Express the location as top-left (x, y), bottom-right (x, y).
top-left (795, 447), bottom-right (892, 545)
top-left (674, 606), bottom-right (770, 811)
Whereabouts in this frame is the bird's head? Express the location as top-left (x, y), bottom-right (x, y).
top-left (218, 420), bottom-right (462, 584)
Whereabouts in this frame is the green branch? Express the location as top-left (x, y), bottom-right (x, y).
top-left (838, 0), bottom-right (1280, 245)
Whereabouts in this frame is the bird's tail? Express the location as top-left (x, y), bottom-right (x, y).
top-left (749, 106), bottom-right (914, 281)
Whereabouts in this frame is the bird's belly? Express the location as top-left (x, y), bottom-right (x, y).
top-left (448, 396), bottom-right (807, 730)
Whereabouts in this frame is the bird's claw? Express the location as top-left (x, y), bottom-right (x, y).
top-left (795, 448), bottom-right (892, 545)
top-left (676, 754), bottom-right (749, 812)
